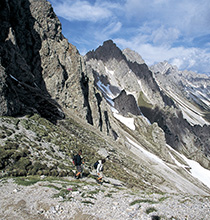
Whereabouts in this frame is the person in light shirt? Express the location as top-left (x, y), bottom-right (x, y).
top-left (96, 158), bottom-right (106, 184)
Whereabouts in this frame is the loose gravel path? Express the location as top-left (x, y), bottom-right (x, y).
top-left (0, 177), bottom-right (209, 220)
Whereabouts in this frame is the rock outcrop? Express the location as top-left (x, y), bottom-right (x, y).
top-left (113, 90), bottom-right (141, 116)
top-left (0, 0), bottom-right (65, 122)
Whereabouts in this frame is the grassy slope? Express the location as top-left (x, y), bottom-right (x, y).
top-left (0, 114), bottom-right (154, 191)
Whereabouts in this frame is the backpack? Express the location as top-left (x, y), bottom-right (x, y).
top-left (93, 161), bottom-right (99, 169)
top-left (73, 155), bottom-right (77, 166)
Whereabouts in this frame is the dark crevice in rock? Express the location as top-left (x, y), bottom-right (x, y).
top-left (160, 90), bottom-right (176, 107)
top-left (57, 58), bottom-right (68, 90)
top-left (104, 110), bottom-right (111, 134)
top-left (80, 72), bottom-right (93, 125)
top-left (111, 129), bottom-right (119, 140)
top-left (95, 92), bottom-right (103, 131)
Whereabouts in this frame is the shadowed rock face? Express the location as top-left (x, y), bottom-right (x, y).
top-left (0, 0), bottom-right (64, 123)
top-left (85, 40), bottom-right (126, 63)
top-left (113, 90), bottom-right (141, 116)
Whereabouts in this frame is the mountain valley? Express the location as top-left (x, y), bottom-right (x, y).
top-left (0, 0), bottom-right (210, 219)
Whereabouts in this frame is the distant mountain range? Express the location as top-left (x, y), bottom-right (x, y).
top-left (151, 61), bottom-right (210, 126)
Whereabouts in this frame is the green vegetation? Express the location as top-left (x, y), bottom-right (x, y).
top-left (158, 196), bottom-right (169, 202)
top-left (81, 201), bottom-right (95, 205)
top-left (88, 189), bottom-right (101, 195)
top-left (0, 113), bottom-right (156, 190)
top-left (44, 184), bottom-right (61, 190)
top-left (13, 175), bottom-right (77, 201)
top-left (146, 207), bottom-right (157, 214)
top-left (105, 193), bottom-right (113, 198)
top-left (138, 91), bottom-right (153, 108)
top-left (204, 112), bottom-right (210, 123)
top-left (53, 188), bottom-right (71, 199)
top-left (130, 199), bottom-right (157, 206)
top-left (14, 176), bottom-right (41, 186)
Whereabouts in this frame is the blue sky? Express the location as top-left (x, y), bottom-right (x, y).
top-left (49, 0), bottom-right (210, 74)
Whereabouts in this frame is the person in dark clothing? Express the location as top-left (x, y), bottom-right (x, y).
top-left (74, 150), bottom-right (84, 179)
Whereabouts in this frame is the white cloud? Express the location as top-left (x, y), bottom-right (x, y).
top-left (50, 0), bottom-right (112, 22)
top-left (124, 0), bottom-right (210, 37)
top-left (171, 58), bottom-right (184, 69)
top-left (94, 21), bottom-right (122, 41)
top-left (151, 26), bottom-right (180, 45)
top-left (115, 38), bottom-right (210, 73)
top-left (169, 48), bottom-right (210, 73)
top-left (103, 21), bottom-right (122, 36)
top-left (49, 0), bottom-right (210, 74)
top-left (127, 25), bottom-right (181, 46)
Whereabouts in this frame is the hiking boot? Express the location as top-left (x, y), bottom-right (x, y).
top-left (96, 179), bottom-right (102, 185)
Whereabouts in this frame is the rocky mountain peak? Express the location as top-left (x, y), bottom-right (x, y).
top-left (85, 39), bottom-right (125, 63)
top-left (122, 48), bottom-right (145, 65)
top-left (150, 61), bottom-right (178, 75)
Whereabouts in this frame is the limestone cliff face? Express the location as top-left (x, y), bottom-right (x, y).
top-left (0, 0), bottom-right (90, 123)
top-left (29, 0), bottom-right (86, 119)
top-left (0, 0), bottom-right (65, 122)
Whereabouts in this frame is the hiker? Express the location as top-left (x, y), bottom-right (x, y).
top-left (73, 150), bottom-right (84, 179)
top-left (96, 159), bottom-right (106, 184)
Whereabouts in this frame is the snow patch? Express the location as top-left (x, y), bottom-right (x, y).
top-left (96, 80), bottom-right (115, 106)
top-left (112, 110), bottom-right (135, 130)
top-left (127, 137), bottom-right (167, 167)
top-left (182, 156), bottom-right (210, 189)
top-left (10, 74), bottom-right (19, 82)
top-left (97, 80), bottom-right (115, 99)
top-left (105, 66), bottom-right (114, 75)
top-left (166, 89), bottom-right (209, 126)
top-left (167, 145), bottom-right (210, 189)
